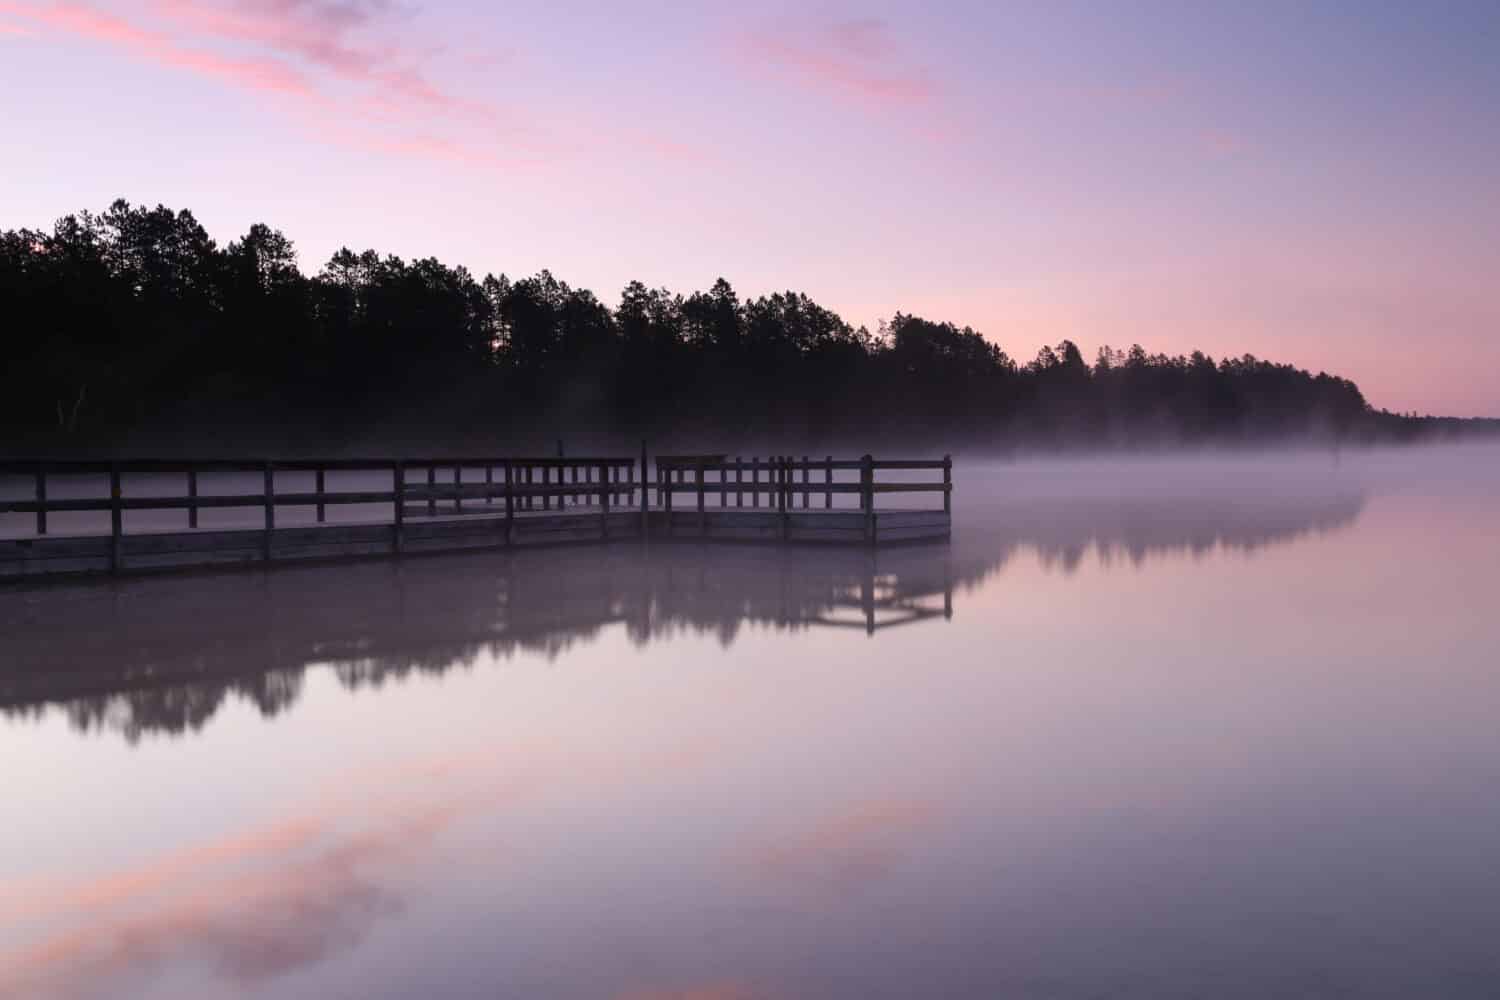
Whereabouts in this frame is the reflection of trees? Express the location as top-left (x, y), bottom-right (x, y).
top-left (0, 489), bottom-right (1365, 741)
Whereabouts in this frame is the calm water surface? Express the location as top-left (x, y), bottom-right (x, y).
top-left (2, 447), bottom-right (1498, 999)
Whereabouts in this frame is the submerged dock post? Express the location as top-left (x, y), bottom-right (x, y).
top-left (109, 463), bottom-right (122, 574)
top-left (861, 454), bottom-right (875, 545)
top-left (263, 461), bottom-right (275, 562)
top-left (34, 462), bottom-right (46, 536)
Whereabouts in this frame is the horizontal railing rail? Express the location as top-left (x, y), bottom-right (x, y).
top-left (0, 457), bottom-right (634, 474)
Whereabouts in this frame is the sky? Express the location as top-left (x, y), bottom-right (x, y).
top-left (1, 1), bottom-right (1496, 416)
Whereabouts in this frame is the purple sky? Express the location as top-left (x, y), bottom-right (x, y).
top-left (2, 1), bottom-right (1496, 415)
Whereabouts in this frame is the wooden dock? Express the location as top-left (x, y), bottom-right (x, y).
top-left (0, 452), bottom-right (952, 580)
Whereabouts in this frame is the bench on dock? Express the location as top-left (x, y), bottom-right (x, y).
top-left (0, 452), bottom-right (952, 579)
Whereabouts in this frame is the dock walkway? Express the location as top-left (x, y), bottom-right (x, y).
top-left (1, 452), bottom-right (952, 580)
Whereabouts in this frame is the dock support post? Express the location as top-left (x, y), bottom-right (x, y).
top-left (697, 461), bottom-right (706, 536)
top-left (109, 464), bottom-right (122, 574)
top-left (639, 441), bottom-right (648, 539)
top-left (393, 461), bottom-right (405, 554)
top-left (599, 461), bottom-right (610, 539)
top-left (664, 462), bottom-right (673, 536)
top-left (778, 456), bottom-right (789, 541)
top-left (188, 467), bottom-right (198, 529)
top-left (34, 462), bottom-right (46, 536)
top-left (315, 467), bottom-right (325, 524)
top-left (263, 461), bottom-right (275, 563)
top-left (943, 454), bottom-right (952, 531)
top-left (504, 462), bottom-right (514, 544)
top-left (861, 454), bottom-right (875, 545)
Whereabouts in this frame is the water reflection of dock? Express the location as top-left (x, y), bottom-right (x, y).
top-left (0, 487), bottom-right (1367, 742)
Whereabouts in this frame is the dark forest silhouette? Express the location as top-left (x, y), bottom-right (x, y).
top-left (2, 199), bottom-right (1492, 451)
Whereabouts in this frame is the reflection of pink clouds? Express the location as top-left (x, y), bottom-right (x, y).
top-left (735, 18), bottom-right (936, 107)
top-left (744, 797), bottom-right (941, 895)
top-left (615, 984), bottom-right (768, 1000)
top-left (0, 814), bottom-right (326, 926)
top-left (1, 734), bottom-right (720, 997)
top-left (0, 803), bottom-right (458, 999)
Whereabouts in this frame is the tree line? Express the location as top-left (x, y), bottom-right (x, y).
top-left (0, 199), bottom-right (1481, 452)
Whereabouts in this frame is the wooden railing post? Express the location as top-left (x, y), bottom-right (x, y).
top-left (454, 465), bottom-right (463, 515)
top-left (825, 455), bottom-right (833, 509)
top-left (393, 461), bottom-right (405, 554)
top-left (485, 464), bottom-right (494, 506)
top-left (736, 457), bottom-right (743, 508)
top-left (314, 467), bottom-right (325, 524)
top-left (751, 457), bottom-right (759, 508)
top-left (426, 465), bottom-right (436, 517)
top-left (34, 462), bottom-right (46, 536)
top-left (788, 456), bottom-right (796, 513)
top-left (861, 454), bottom-right (875, 545)
top-left (525, 465), bottom-right (534, 511)
top-left (188, 466), bottom-right (199, 529)
top-left (801, 455), bottom-right (809, 509)
top-left (109, 463), bottom-right (122, 574)
top-left (541, 464), bottom-right (551, 511)
top-left (263, 461), bottom-right (275, 562)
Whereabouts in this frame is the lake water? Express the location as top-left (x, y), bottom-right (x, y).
top-left (3, 446), bottom-right (1498, 999)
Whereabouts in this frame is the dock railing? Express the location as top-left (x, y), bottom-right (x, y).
top-left (0, 457), bottom-right (640, 571)
top-left (654, 454), bottom-right (952, 514)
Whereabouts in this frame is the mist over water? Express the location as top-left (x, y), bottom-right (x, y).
top-left (2, 445), bottom-right (1498, 999)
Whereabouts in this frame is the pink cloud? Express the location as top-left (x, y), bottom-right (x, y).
top-left (735, 18), bottom-right (937, 107)
top-left (0, 0), bottom-right (559, 170)
top-left (150, 0), bottom-right (473, 113)
top-left (0, 1), bottom-right (316, 96)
